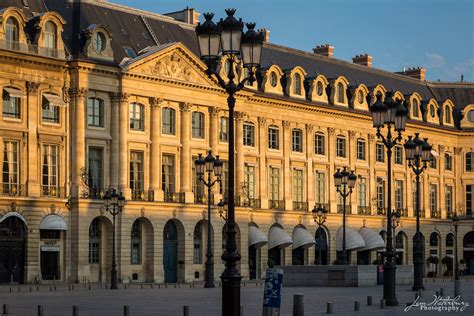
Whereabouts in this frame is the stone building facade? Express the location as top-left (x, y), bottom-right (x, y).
top-left (0, 0), bottom-right (473, 284)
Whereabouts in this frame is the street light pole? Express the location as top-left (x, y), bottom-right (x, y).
top-left (334, 167), bottom-right (356, 265)
top-left (196, 10), bottom-right (264, 316)
top-left (391, 210), bottom-right (401, 262)
top-left (370, 92), bottom-right (408, 306)
top-left (103, 189), bottom-right (125, 290)
top-left (312, 205), bottom-right (327, 265)
top-left (452, 213), bottom-right (461, 297)
top-left (195, 151), bottom-right (223, 288)
top-left (404, 133), bottom-right (431, 291)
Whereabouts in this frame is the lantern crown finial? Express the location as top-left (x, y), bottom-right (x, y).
top-left (203, 12), bottom-right (215, 21)
top-left (225, 8), bottom-right (237, 16)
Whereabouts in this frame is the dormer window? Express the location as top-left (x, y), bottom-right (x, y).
top-left (412, 99), bottom-right (420, 118)
top-left (337, 82), bottom-right (344, 103)
top-left (5, 17), bottom-right (19, 42)
top-left (316, 81), bottom-right (323, 96)
top-left (444, 106), bottom-right (452, 124)
top-left (293, 73), bottom-right (302, 95)
top-left (44, 21), bottom-right (57, 50)
top-left (270, 72), bottom-right (277, 87)
top-left (357, 90), bottom-right (364, 103)
top-left (93, 32), bottom-right (106, 53)
top-left (468, 110), bottom-right (474, 123)
top-left (430, 104), bottom-right (436, 118)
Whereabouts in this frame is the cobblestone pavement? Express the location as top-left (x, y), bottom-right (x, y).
top-left (0, 279), bottom-right (472, 315)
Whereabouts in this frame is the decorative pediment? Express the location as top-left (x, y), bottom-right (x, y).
top-left (122, 43), bottom-right (216, 87)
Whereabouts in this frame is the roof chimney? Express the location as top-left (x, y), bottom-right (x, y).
top-left (258, 28), bottom-right (270, 43)
top-left (313, 44), bottom-right (334, 58)
top-left (164, 7), bottom-right (200, 26)
top-left (396, 67), bottom-right (426, 81)
top-left (352, 54), bottom-right (372, 67)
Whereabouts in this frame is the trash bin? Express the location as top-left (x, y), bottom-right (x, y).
top-left (262, 268), bottom-right (284, 316)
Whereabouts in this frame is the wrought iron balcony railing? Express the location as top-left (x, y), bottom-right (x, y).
top-left (194, 193), bottom-right (214, 205)
top-left (235, 196), bottom-right (261, 208)
top-left (357, 206), bottom-right (371, 215)
top-left (0, 40), bottom-right (66, 59)
top-left (164, 191), bottom-right (185, 203)
top-left (292, 201), bottom-right (308, 212)
top-left (397, 208), bottom-right (408, 217)
top-left (131, 190), bottom-right (154, 202)
top-left (41, 186), bottom-right (66, 198)
top-left (80, 187), bottom-right (107, 199)
top-left (0, 184), bottom-right (27, 197)
top-left (430, 209), bottom-right (441, 219)
top-left (268, 199), bottom-right (285, 211)
top-left (377, 207), bottom-right (387, 216)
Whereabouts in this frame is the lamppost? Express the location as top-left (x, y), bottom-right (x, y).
top-left (312, 205), bottom-right (328, 265)
top-left (370, 92), bottom-right (408, 306)
top-left (404, 133), bottom-right (432, 291)
top-left (194, 150), bottom-right (223, 288)
top-left (452, 213), bottom-right (461, 297)
top-left (333, 167), bottom-right (357, 265)
top-left (103, 189), bottom-right (125, 289)
top-left (196, 9), bottom-right (264, 316)
top-left (391, 210), bottom-right (401, 263)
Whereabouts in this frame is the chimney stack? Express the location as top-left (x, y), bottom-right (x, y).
top-left (352, 54), bottom-right (373, 67)
top-left (313, 44), bottom-right (334, 58)
top-left (258, 28), bottom-right (270, 43)
top-left (164, 7), bottom-right (201, 26)
top-left (396, 67), bottom-right (426, 81)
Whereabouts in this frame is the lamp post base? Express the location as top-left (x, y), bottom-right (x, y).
top-left (110, 269), bottom-right (118, 290)
top-left (221, 274), bottom-right (242, 316)
top-left (454, 279), bottom-right (461, 297)
top-left (383, 263), bottom-right (398, 306)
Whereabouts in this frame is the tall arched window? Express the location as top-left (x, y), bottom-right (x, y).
top-left (44, 21), bottom-right (57, 50)
top-left (5, 17), bottom-right (19, 42)
top-left (337, 82), bottom-right (344, 103)
top-left (316, 81), bottom-right (324, 96)
top-left (193, 223), bottom-right (202, 264)
top-left (131, 220), bottom-right (141, 264)
top-left (444, 106), bottom-right (452, 124)
top-left (88, 218), bottom-right (100, 264)
top-left (412, 99), bottom-right (420, 118)
top-left (446, 233), bottom-right (454, 247)
top-left (293, 73), bottom-right (301, 95)
top-left (430, 232), bottom-right (439, 247)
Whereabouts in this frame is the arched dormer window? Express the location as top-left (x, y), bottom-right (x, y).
top-left (412, 99), bottom-right (420, 118)
top-left (44, 21), bottom-right (57, 50)
top-left (444, 106), bottom-right (452, 124)
top-left (332, 77), bottom-right (349, 106)
top-left (441, 100), bottom-right (454, 126)
top-left (460, 104), bottom-right (474, 129)
top-left (293, 73), bottom-right (302, 95)
top-left (5, 17), bottom-right (19, 42)
top-left (270, 72), bottom-right (278, 87)
top-left (351, 84), bottom-right (369, 111)
top-left (317, 81), bottom-right (323, 96)
top-left (337, 82), bottom-right (344, 103)
top-left (262, 65), bottom-right (284, 95)
top-left (286, 67), bottom-right (307, 98)
top-left (308, 75), bottom-right (329, 103)
top-left (425, 99), bottom-right (439, 124)
top-left (430, 104), bottom-right (436, 117)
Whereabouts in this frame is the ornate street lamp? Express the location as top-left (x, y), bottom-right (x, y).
top-left (312, 205), bottom-right (327, 265)
top-left (196, 9), bottom-right (264, 316)
top-left (405, 133), bottom-right (431, 291)
top-left (102, 189), bottom-right (125, 289)
top-left (370, 92), bottom-right (408, 306)
top-left (334, 167), bottom-right (356, 265)
top-left (452, 213), bottom-right (461, 297)
top-left (194, 150), bottom-right (223, 288)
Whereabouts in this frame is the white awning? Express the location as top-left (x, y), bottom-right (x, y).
top-left (40, 214), bottom-right (67, 230)
top-left (292, 227), bottom-right (315, 249)
top-left (248, 225), bottom-right (268, 248)
top-left (336, 227), bottom-right (366, 251)
top-left (268, 226), bottom-right (292, 249)
top-left (3, 87), bottom-right (24, 98)
top-left (43, 93), bottom-right (66, 107)
top-left (0, 212), bottom-right (27, 225)
top-left (359, 227), bottom-right (385, 251)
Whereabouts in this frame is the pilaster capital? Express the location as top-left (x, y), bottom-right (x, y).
top-left (26, 81), bottom-right (40, 94)
top-left (305, 123), bottom-right (314, 133)
top-left (235, 111), bottom-right (246, 122)
top-left (349, 130), bottom-right (356, 140)
top-left (258, 116), bottom-right (267, 127)
top-left (454, 147), bottom-right (462, 155)
top-left (438, 144), bottom-right (445, 153)
top-left (368, 134), bottom-right (375, 142)
top-left (208, 106), bottom-right (220, 117)
top-left (328, 127), bottom-right (335, 135)
top-left (109, 92), bottom-right (130, 103)
top-left (282, 120), bottom-right (291, 129)
top-left (149, 97), bottom-right (163, 108)
top-left (179, 102), bottom-right (193, 112)
top-left (69, 87), bottom-right (88, 99)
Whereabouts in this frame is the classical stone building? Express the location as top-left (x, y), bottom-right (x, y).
top-left (0, 0), bottom-right (473, 284)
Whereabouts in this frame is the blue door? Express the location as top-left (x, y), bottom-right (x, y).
top-left (163, 221), bottom-right (178, 283)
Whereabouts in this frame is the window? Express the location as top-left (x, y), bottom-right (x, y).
top-left (2, 88), bottom-right (21, 118)
top-left (130, 151), bottom-right (144, 191)
top-left (445, 106), bottom-right (452, 124)
top-left (315, 172), bottom-right (325, 205)
top-left (269, 167), bottom-right (280, 202)
top-left (123, 46), bottom-right (137, 58)
top-left (40, 229), bottom-right (60, 240)
top-left (192, 156), bottom-right (205, 198)
top-left (162, 108), bottom-right (175, 135)
top-left (270, 72), bottom-right (277, 87)
top-left (395, 180), bottom-right (403, 210)
top-left (376, 177), bottom-right (385, 210)
top-left (219, 161), bottom-right (228, 197)
top-left (412, 99), bottom-right (420, 118)
top-left (5, 18), bottom-right (19, 42)
top-left (293, 169), bottom-right (304, 202)
top-left (162, 155), bottom-right (175, 193)
top-left (336, 82), bottom-right (344, 103)
top-left (243, 123), bottom-right (255, 146)
top-left (193, 224), bottom-right (202, 264)
top-left (315, 133), bottom-right (325, 155)
top-left (357, 139), bottom-right (366, 160)
top-left (88, 218), bottom-right (100, 264)
top-left (292, 129), bottom-right (303, 152)
top-left (430, 233), bottom-right (439, 247)
top-left (131, 221), bottom-right (141, 264)
top-left (430, 155), bottom-right (437, 169)
top-left (268, 126), bottom-right (279, 150)
top-left (192, 112), bottom-right (205, 138)
top-left (445, 153), bottom-right (452, 171)
top-left (129, 103), bottom-right (144, 131)
top-left (44, 21), bottom-right (57, 50)
top-left (468, 110), bottom-right (474, 123)
top-left (445, 185), bottom-right (453, 217)
top-left (466, 152), bottom-right (473, 172)
top-left (87, 98), bottom-right (104, 127)
top-left (467, 185), bottom-right (473, 217)
top-left (219, 117), bottom-right (228, 142)
top-left (2, 141), bottom-right (19, 194)
top-left (336, 137), bottom-right (346, 158)
top-left (293, 73), bottom-right (302, 95)
top-left (316, 81), bottom-right (323, 96)
top-left (42, 95), bottom-right (60, 123)
top-left (358, 177), bottom-right (367, 208)
top-left (429, 184), bottom-right (438, 217)
top-left (376, 143), bottom-right (385, 162)
top-left (88, 148), bottom-right (103, 189)
top-left (412, 181), bottom-right (424, 210)
top-left (357, 90), bottom-right (364, 104)
top-left (394, 146), bottom-right (403, 165)
top-left (430, 104), bottom-right (436, 117)
top-left (93, 31), bottom-right (106, 53)
top-left (244, 164), bottom-right (256, 200)
top-left (42, 144), bottom-right (59, 196)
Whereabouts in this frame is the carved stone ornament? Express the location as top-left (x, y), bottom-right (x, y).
top-left (306, 124), bottom-right (314, 133)
top-left (282, 120), bottom-right (291, 129)
top-left (141, 207), bottom-right (146, 218)
top-left (172, 209), bottom-right (178, 218)
top-left (258, 117), bottom-right (267, 126)
top-left (328, 127), bottom-right (335, 135)
top-left (149, 97), bottom-right (163, 108)
top-left (144, 52), bottom-right (206, 84)
top-left (179, 102), bottom-right (192, 112)
top-left (109, 92), bottom-right (130, 103)
top-left (208, 106), bottom-right (220, 116)
top-left (349, 131), bottom-right (356, 139)
top-left (69, 87), bottom-right (88, 99)
top-left (454, 147), bottom-right (462, 155)
top-left (26, 81), bottom-right (40, 94)
top-left (235, 111), bottom-right (246, 121)
top-left (50, 204), bottom-right (57, 214)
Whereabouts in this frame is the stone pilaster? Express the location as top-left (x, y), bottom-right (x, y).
top-left (235, 111), bottom-right (245, 196)
top-left (179, 102), bottom-right (193, 202)
top-left (26, 81), bottom-right (40, 197)
top-left (306, 124), bottom-right (314, 210)
top-left (258, 117), bottom-right (268, 209)
top-left (282, 120), bottom-right (292, 211)
top-left (368, 134), bottom-right (376, 215)
top-left (209, 106), bottom-right (219, 154)
top-left (328, 127), bottom-right (336, 213)
top-left (108, 93), bottom-right (122, 189)
top-left (117, 93), bottom-right (130, 197)
top-left (438, 145), bottom-right (446, 219)
top-left (150, 97), bottom-right (163, 201)
top-left (71, 87), bottom-right (88, 198)
top-left (348, 131), bottom-right (356, 214)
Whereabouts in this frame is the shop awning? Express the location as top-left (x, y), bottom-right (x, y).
top-left (268, 226), bottom-right (292, 249)
top-left (40, 214), bottom-right (67, 230)
top-left (336, 227), bottom-right (366, 251)
top-left (292, 227), bottom-right (315, 249)
top-left (3, 87), bottom-right (24, 98)
top-left (0, 212), bottom-right (27, 225)
top-left (43, 93), bottom-right (66, 107)
top-left (248, 225), bottom-right (268, 248)
top-left (359, 227), bottom-right (385, 251)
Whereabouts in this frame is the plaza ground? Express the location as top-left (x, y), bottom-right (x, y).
top-left (0, 278), bottom-right (472, 315)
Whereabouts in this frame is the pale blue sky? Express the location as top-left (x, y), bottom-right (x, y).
top-left (114, 0), bottom-right (474, 82)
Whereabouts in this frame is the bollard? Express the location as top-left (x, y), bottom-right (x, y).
top-left (30, 286), bottom-right (32, 292)
top-left (9, 287), bottom-right (11, 293)
top-left (88, 284), bottom-right (91, 290)
top-left (440, 288), bottom-right (444, 296)
top-left (151, 284), bottom-right (154, 289)
top-left (72, 285), bottom-right (74, 291)
top-left (436, 291), bottom-right (439, 296)
top-left (3, 304), bottom-right (9, 315)
top-left (326, 302), bottom-right (332, 314)
top-left (72, 305), bottom-right (79, 316)
top-left (105, 284), bottom-right (108, 290)
top-left (123, 305), bottom-right (130, 316)
top-left (380, 299), bottom-right (385, 309)
top-left (18, 286), bottom-right (20, 292)
top-left (293, 294), bottom-right (304, 316)
top-left (183, 305), bottom-right (189, 316)
top-left (50, 286), bottom-right (52, 292)
top-left (418, 290), bottom-right (422, 299)
top-left (240, 306), bottom-right (244, 316)
top-left (38, 305), bottom-right (44, 316)
top-left (367, 296), bottom-right (372, 306)
top-left (141, 284), bottom-right (143, 289)
top-left (354, 300), bottom-right (360, 311)
top-left (37, 285), bottom-right (39, 291)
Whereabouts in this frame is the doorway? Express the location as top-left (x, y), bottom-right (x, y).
top-left (41, 250), bottom-right (59, 280)
top-left (0, 217), bottom-right (26, 284)
top-left (163, 221), bottom-right (178, 283)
